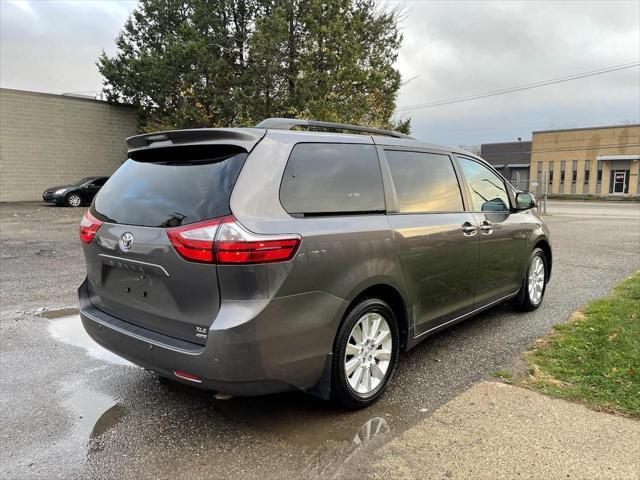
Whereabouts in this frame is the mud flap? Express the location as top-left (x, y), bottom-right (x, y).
top-left (306, 353), bottom-right (333, 400)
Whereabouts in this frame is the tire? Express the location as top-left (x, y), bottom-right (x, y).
top-left (511, 247), bottom-right (547, 311)
top-left (66, 193), bottom-right (82, 207)
top-left (331, 298), bottom-right (400, 409)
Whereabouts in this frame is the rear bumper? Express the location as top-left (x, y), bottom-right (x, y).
top-left (78, 278), bottom-right (347, 397)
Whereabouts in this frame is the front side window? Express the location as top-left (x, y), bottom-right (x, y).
top-left (280, 143), bottom-right (384, 215)
top-left (385, 150), bottom-right (463, 213)
top-left (457, 157), bottom-right (510, 212)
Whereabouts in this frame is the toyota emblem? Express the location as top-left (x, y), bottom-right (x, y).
top-left (120, 232), bottom-right (134, 251)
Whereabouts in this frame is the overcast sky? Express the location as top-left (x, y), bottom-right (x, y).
top-left (1, 0), bottom-right (639, 146)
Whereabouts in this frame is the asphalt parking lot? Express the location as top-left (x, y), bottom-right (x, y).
top-left (1, 200), bottom-right (639, 479)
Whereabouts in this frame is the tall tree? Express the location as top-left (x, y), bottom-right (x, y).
top-left (99, 0), bottom-right (410, 133)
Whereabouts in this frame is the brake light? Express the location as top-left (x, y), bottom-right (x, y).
top-left (165, 216), bottom-right (301, 264)
top-left (79, 211), bottom-right (103, 244)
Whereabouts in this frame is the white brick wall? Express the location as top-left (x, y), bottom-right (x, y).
top-left (0, 88), bottom-right (138, 202)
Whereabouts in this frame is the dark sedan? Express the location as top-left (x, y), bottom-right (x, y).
top-left (42, 176), bottom-right (109, 207)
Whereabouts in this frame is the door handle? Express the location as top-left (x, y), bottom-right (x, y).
top-left (462, 222), bottom-right (477, 236)
top-left (480, 220), bottom-right (493, 235)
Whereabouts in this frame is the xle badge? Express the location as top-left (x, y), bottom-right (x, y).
top-left (195, 326), bottom-right (208, 339)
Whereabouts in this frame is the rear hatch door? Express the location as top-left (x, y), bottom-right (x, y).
top-left (83, 130), bottom-right (263, 345)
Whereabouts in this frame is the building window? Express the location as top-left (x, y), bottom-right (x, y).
top-left (584, 160), bottom-right (590, 194)
top-left (549, 161), bottom-right (554, 184)
top-left (596, 167), bottom-right (603, 194)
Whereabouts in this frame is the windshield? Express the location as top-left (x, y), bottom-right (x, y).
top-left (76, 177), bottom-right (95, 185)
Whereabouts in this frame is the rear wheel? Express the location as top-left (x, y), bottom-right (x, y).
top-left (66, 193), bottom-right (82, 207)
top-left (332, 298), bottom-right (399, 409)
top-left (512, 247), bottom-right (547, 311)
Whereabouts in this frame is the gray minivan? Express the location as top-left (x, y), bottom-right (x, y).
top-left (78, 118), bottom-right (551, 409)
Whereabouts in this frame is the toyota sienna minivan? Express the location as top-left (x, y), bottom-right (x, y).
top-left (78, 118), bottom-right (551, 409)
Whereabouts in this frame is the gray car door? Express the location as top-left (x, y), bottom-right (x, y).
top-left (455, 155), bottom-right (529, 306)
top-left (382, 149), bottom-right (479, 336)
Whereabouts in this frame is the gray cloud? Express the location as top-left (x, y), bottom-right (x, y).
top-left (395, 0), bottom-right (640, 144)
top-left (1, 0), bottom-right (638, 145)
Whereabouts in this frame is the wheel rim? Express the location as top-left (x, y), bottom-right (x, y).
top-left (344, 312), bottom-right (393, 395)
top-left (528, 255), bottom-right (545, 305)
top-left (69, 195), bottom-right (81, 207)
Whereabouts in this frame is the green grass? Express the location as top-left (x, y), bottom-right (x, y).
top-left (521, 272), bottom-right (640, 417)
top-left (493, 369), bottom-right (514, 383)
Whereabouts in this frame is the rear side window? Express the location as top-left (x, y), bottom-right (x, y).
top-left (93, 147), bottom-right (247, 227)
top-left (280, 143), bottom-right (384, 215)
top-left (385, 150), bottom-right (463, 213)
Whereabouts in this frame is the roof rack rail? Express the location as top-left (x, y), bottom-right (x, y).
top-left (256, 118), bottom-right (414, 140)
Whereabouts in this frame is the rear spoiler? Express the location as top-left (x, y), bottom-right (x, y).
top-left (126, 128), bottom-right (266, 153)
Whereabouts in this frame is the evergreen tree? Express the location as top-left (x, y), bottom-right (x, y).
top-left (99, 0), bottom-right (410, 133)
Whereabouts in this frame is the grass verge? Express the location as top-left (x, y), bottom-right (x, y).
top-left (513, 272), bottom-right (640, 417)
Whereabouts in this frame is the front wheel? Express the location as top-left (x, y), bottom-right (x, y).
top-left (66, 193), bottom-right (82, 207)
top-left (331, 298), bottom-right (399, 409)
top-left (512, 247), bottom-right (547, 311)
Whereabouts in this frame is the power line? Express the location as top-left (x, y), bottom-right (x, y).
top-left (398, 62), bottom-right (640, 112)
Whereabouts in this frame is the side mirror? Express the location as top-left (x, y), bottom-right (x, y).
top-left (515, 191), bottom-right (536, 210)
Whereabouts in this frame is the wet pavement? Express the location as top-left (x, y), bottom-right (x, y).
top-left (1, 201), bottom-right (639, 479)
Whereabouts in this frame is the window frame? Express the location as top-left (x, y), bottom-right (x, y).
top-left (379, 147), bottom-right (467, 215)
top-left (278, 142), bottom-right (387, 217)
top-left (453, 154), bottom-right (515, 213)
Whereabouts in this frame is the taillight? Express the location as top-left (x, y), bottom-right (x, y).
top-left (166, 216), bottom-right (301, 264)
top-left (79, 211), bottom-right (103, 244)
top-left (166, 218), bottom-right (223, 263)
top-left (215, 216), bottom-right (301, 264)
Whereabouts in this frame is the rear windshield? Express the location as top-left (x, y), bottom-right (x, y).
top-left (92, 147), bottom-right (247, 227)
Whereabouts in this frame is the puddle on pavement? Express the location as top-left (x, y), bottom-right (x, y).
top-left (207, 391), bottom-right (428, 477)
top-left (37, 307), bottom-right (80, 319)
top-left (61, 379), bottom-right (127, 456)
top-left (41, 309), bottom-right (132, 366)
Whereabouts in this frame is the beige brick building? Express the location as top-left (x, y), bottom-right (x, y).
top-left (530, 124), bottom-right (640, 197)
top-left (0, 88), bottom-right (138, 202)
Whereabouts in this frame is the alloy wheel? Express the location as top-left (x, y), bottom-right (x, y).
top-left (528, 255), bottom-right (545, 305)
top-left (68, 194), bottom-right (81, 207)
top-left (344, 312), bottom-right (393, 395)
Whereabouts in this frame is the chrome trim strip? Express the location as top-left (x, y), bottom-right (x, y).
top-left (98, 254), bottom-right (170, 277)
top-left (414, 291), bottom-right (519, 339)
